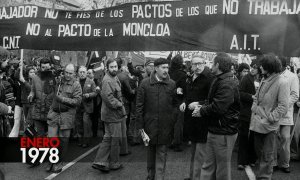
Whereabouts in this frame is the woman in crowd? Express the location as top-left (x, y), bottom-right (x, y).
top-left (250, 54), bottom-right (289, 179)
top-left (237, 59), bottom-right (260, 170)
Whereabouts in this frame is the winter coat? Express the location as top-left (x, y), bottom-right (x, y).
top-left (250, 73), bottom-right (289, 134)
top-left (239, 73), bottom-right (256, 122)
top-left (280, 70), bottom-right (299, 125)
top-left (47, 77), bottom-right (82, 130)
top-left (200, 72), bottom-right (240, 135)
top-left (100, 73), bottom-right (126, 123)
top-left (30, 72), bottom-right (56, 121)
top-left (182, 67), bottom-right (214, 143)
top-left (80, 78), bottom-right (97, 113)
top-left (136, 72), bottom-right (176, 145)
top-left (117, 71), bottom-right (134, 114)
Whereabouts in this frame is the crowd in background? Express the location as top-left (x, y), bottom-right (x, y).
top-left (0, 51), bottom-right (300, 180)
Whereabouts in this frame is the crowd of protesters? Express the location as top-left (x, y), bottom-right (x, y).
top-left (0, 51), bottom-right (300, 180)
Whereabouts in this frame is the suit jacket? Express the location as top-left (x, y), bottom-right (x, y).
top-left (81, 78), bottom-right (97, 113)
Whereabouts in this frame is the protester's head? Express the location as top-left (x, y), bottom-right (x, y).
top-left (26, 66), bottom-right (35, 79)
top-left (154, 58), bottom-right (169, 80)
top-left (238, 63), bottom-right (250, 78)
top-left (78, 66), bottom-right (87, 80)
top-left (259, 53), bottom-right (282, 76)
top-left (250, 59), bottom-right (261, 76)
top-left (278, 56), bottom-right (290, 71)
top-left (87, 69), bottom-right (94, 79)
top-left (191, 55), bottom-right (206, 75)
top-left (106, 58), bottom-right (118, 77)
top-left (40, 58), bottom-right (51, 72)
top-left (145, 59), bottom-right (154, 75)
top-left (170, 54), bottom-right (183, 70)
top-left (116, 57), bottom-right (123, 70)
top-left (64, 64), bottom-right (75, 81)
top-left (212, 52), bottom-right (232, 75)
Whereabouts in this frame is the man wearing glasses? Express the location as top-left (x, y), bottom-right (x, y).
top-left (180, 55), bottom-right (214, 180)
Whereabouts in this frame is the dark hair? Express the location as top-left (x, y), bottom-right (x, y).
top-left (238, 63), bottom-right (250, 73)
top-left (170, 54), bottom-right (183, 70)
top-left (259, 53), bottom-right (282, 74)
top-left (40, 57), bottom-right (51, 67)
top-left (106, 58), bottom-right (117, 69)
top-left (297, 68), bottom-right (300, 74)
top-left (213, 52), bottom-right (232, 73)
top-left (25, 66), bottom-right (35, 79)
top-left (115, 57), bottom-right (123, 69)
top-left (278, 56), bottom-right (290, 69)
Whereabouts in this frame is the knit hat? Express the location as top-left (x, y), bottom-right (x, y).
top-left (154, 58), bottom-right (169, 67)
top-left (145, 58), bottom-right (154, 66)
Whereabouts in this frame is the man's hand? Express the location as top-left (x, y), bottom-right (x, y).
top-left (192, 105), bottom-right (202, 117)
top-left (96, 86), bottom-right (100, 92)
top-left (177, 88), bottom-right (183, 95)
top-left (19, 76), bottom-right (26, 83)
top-left (83, 93), bottom-right (90, 99)
top-left (297, 101), bottom-right (300, 108)
top-left (188, 102), bottom-right (199, 110)
top-left (27, 94), bottom-right (34, 103)
top-left (179, 103), bottom-right (186, 112)
top-left (7, 106), bottom-right (12, 114)
top-left (55, 94), bottom-right (64, 102)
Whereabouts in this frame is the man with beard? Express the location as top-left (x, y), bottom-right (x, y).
top-left (28, 58), bottom-right (56, 137)
top-left (76, 66), bottom-right (97, 147)
top-left (92, 58), bottom-right (126, 173)
top-left (47, 64), bottom-right (82, 173)
top-left (192, 53), bottom-right (240, 180)
top-left (180, 55), bottom-right (214, 180)
top-left (136, 58), bottom-right (176, 180)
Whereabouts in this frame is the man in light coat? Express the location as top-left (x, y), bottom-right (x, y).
top-left (92, 58), bottom-right (126, 173)
top-left (250, 54), bottom-right (289, 179)
top-left (273, 57), bottom-right (299, 173)
top-left (47, 64), bottom-right (82, 173)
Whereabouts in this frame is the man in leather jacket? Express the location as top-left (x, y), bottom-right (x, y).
top-left (192, 52), bottom-right (240, 180)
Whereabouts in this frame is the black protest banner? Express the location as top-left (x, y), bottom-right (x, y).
top-left (1, 0), bottom-right (300, 56)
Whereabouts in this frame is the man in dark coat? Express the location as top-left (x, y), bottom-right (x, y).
top-left (136, 58), bottom-right (176, 180)
top-left (237, 60), bottom-right (259, 169)
top-left (169, 54), bottom-right (186, 152)
top-left (180, 55), bottom-right (214, 180)
top-left (116, 57), bottom-right (134, 156)
top-left (192, 52), bottom-right (240, 180)
top-left (28, 58), bottom-right (56, 136)
top-left (76, 66), bottom-right (97, 148)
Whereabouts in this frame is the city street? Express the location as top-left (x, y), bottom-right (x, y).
top-left (2, 138), bottom-right (300, 180)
